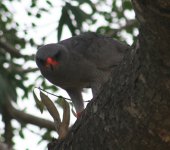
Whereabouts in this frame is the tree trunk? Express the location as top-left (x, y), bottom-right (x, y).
top-left (50, 0), bottom-right (170, 149)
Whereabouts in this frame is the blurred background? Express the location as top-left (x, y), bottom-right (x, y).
top-left (0, 0), bottom-right (138, 149)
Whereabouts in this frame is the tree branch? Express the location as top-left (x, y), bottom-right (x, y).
top-left (36, 87), bottom-right (90, 102)
top-left (50, 1), bottom-right (170, 149)
top-left (0, 39), bottom-right (23, 57)
top-left (6, 100), bottom-right (55, 130)
top-left (106, 19), bottom-right (138, 36)
top-left (1, 106), bottom-right (13, 147)
top-left (14, 67), bottom-right (39, 74)
top-left (0, 142), bottom-right (11, 150)
top-left (0, 39), bottom-right (34, 60)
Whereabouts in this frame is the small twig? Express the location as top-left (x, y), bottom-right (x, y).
top-left (35, 87), bottom-right (71, 101)
top-left (35, 87), bottom-right (91, 102)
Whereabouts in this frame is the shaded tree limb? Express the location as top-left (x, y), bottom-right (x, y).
top-left (1, 106), bottom-right (13, 148)
top-left (0, 39), bottom-right (23, 58)
top-left (13, 67), bottom-right (39, 74)
top-left (0, 142), bottom-right (11, 150)
top-left (106, 19), bottom-right (138, 36)
top-left (0, 39), bottom-right (34, 59)
top-left (5, 100), bottom-right (55, 131)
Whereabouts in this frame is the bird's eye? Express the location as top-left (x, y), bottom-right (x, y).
top-left (53, 51), bottom-right (61, 61)
top-left (36, 57), bottom-right (45, 64)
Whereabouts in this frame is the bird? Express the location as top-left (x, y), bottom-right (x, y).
top-left (35, 32), bottom-right (129, 117)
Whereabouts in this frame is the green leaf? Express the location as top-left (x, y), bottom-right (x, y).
top-left (0, 3), bottom-right (9, 12)
top-left (42, 36), bottom-right (46, 42)
top-left (38, 130), bottom-right (52, 144)
top-left (31, 23), bottom-right (36, 27)
top-left (55, 96), bottom-right (64, 107)
top-left (46, 0), bottom-right (53, 7)
top-left (66, 3), bottom-right (90, 29)
top-left (65, 14), bottom-right (76, 37)
top-left (123, 1), bottom-right (132, 10)
top-left (36, 13), bottom-right (41, 18)
top-left (57, 6), bottom-right (76, 40)
top-left (39, 8), bottom-right (48, 12)
top-left (77, 0), bottom-right (96, 12)
top-left (29, 38), bottom-right (35, 46)
top-left (30, 2), bottom-right (36, 8)
top-left (27, 11), bottom-right (32, 16)
top-left (111, 1), bottom-right (117, 12)
top-left (42, 130), bottom-right (51, 141)
top-left (19, 129), bottom-right (25, 139)
top-left (33, 91), bottom-right (44, 113)
top-left (57, 7), bottom-right (66, 40)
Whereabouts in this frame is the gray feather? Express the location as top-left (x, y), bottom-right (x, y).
top-left (35, 32), bottom-right (129, 114)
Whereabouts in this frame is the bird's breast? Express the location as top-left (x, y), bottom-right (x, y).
top-left (40, 63), bottom-right (97, 89)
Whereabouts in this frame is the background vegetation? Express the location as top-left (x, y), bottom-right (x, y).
top-left (0, 0), bottom-right (138, 149)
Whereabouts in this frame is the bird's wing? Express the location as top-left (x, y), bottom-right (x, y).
top-left (60, 32), bottom-right (129, 71)
top-left (84, 33), bottom-right (129, 70)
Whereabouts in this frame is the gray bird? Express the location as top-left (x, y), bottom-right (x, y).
top-left (35, 32), bottom-right (129, 117)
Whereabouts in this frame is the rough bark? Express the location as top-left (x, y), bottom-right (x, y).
top-left (50, 0), bottom-right (170, 149)
top-left (2, 106), bottom-right (13, 147)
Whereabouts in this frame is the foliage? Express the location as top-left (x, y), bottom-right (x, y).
top-left (0, 0), bottom-right (138, 149)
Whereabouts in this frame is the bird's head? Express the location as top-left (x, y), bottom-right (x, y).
top-left (35, 43), bottom-right (69, 72)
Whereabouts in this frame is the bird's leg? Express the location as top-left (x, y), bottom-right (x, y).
top-left (66, 88), bottom-right (84, 118)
